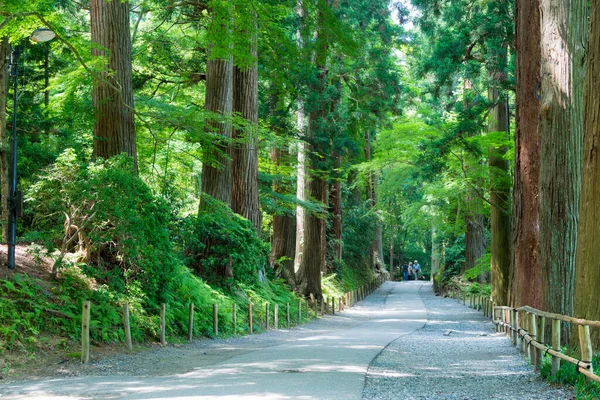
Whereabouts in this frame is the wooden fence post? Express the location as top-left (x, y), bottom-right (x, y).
top-left (530, 313), bottom-right (539, 370)
top-left (213, 303), bottom-right (218, 336)
top-left (313, 298), bottom-right (318, 317)
top-left (579, 325), bottom-right (594, 377)
top-left (160, 303), bottom-right (166, 345)
top-left (305, 299), bottom-right (308, 319)
top-left (274, 304), bottom-right (278, 329)
top-left (188, 303), bottom-right (194, 341)
top-left (510, 309), bottom-right (516, 345)
top-left (286, 303), bottom-right (290, 328)
top-left (551, 318), bottom-right (561, 376)
top-left (298, 300), bottom-right (302, 321)
top-left (232, 303), bottom-right (237, 334)
top-left (320, 297), bottom-right (324, 315)
top-left (81, 300), bottom-right (91, 363)
top-left (124, 303), bottom-right (132, 351)
top-left (538, 316), bottom-right (546, 349)
top-left (249, 303), bottom-right (253, 334)
top-left (520, 311), bottom-right (527, 354)
top-left (265, 303), bottom-right (270, 330)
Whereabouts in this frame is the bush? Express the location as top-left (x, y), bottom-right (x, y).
top-left (26, 149), bottom-right (177, 301)
top-left (178, 194), bottom-right (269, 286)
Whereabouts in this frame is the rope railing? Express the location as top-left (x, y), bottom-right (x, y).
top-left (492, 305), bottom-right (599, 384)
top-left (446, 290), bottom-right (599, 384)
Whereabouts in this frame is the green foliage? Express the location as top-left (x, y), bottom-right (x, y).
top-left (540, 352), bottom-right (600, 399)
top-left (463, 253), bottom-right (491, 281)
top-left (26, 150), bottom-right (177, 299)
top-left (179, 194), bottom-right (269, 286)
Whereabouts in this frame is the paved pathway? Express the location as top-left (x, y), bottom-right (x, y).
top-left (0, 282), bottom-right (427, 399)
top-left (0, 282), bottom-right (573, 399)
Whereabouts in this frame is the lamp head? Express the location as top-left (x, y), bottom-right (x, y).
top-left (30, 28), bottom-right (56, 43)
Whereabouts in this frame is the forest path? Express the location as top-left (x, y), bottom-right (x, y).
top-left (0, 282), bottom-right (571, 399)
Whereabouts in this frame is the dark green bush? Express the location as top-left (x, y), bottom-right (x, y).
top-left (26, 149), bottom-right (176, 301)
top-left (179, 194), bottom-right (269, 286)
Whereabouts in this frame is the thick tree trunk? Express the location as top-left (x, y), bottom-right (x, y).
top-left (331, 156), bottom-right (342, 265)
top-left (431, 225), bottom-right (441, 279)
top-left (575, 0), bottom-right (600, 347)
top-left (363, 131), bottom-right (378, 270)
top-left (90, 0), bottom-right (137, 171)
top-left (201, 57), bottom-right (233, 206)
top-left (0, 37), bottom-right (9, 243)
top-left (293, 0), bottom-right (306, 290)
top-left (489, 88), bottom-right (511, 306)
top-left (294, 111), bottom-right (306, 289)
top-left (538, 0), bottom-right (587, 343)
top-left (302, 173), bottom-right (325, 297)
top-left (511, 0), bottom-right (543, 310)
top-left (464, 211), bottom-right (486, 278)
top-left (232, 41), bottom-right (261, 230)
top-left (270, 147), bottom-right (296, 287)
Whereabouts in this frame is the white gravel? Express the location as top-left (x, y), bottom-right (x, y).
top-left (362, 284), bottom-right (575, 400)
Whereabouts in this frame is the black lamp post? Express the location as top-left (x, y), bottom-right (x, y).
top-left (7, 28), bottom-right (56, 270)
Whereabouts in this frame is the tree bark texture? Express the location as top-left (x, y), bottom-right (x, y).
top-left (327, 155), bottom-right (342, 268)
top-left (489, 89), bottom-right (511, 306)
top-left (90, 0), bottom-right (137, 171)
top-left (575, 0), bottom-right (600, 347)
top-left (270, 147), bottom-right (296, 287)
top-left (294, 110), bottom-right (306, 288)
top-left (232, 42), bottom-right (261, 231)
top-left (293, 0), bottom-right (307, 289)
top-left (201, 57), bottom-right (233, 206)
top-left (431, 225), bottom-right (441, 278)
top-left (511, 0), bottom-right (543, 310)
top-left (538, 0), bottom-right (587, 341)
top-left (0, 37), bottom-right (9, 242)
top-left (464, 212), bottom-right (486, 278)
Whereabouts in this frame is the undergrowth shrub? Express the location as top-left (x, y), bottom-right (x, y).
top-left (26, 149), bottom-right (177, 300)
top-left (540, 352), bottom-right (600, 399)
top-left (178, 194), bottom-right (269, 286)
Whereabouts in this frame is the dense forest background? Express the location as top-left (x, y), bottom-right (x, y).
top-left (2, 0), bottom-right (600, 367)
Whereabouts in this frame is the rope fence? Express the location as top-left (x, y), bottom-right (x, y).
top-left (446, 288), bottom-right (599, 384)
top-left (78, 275), bottom-right (386, 363)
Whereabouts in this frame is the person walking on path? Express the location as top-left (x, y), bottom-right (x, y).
top-left (413, 260), bottom-right (421, 280)
top-left (402, 263), bottom-right (409, 281)
top-left (407, 262), bottom-right (413, 281)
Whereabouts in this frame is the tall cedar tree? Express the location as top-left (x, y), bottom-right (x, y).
top-left (90, 0), bottom-right (137, 171)
top-left (232, 20), bottom-right (261, 231)
top-left (538, 0), bottom-right (587, 343)
top-left (201, 2), bottom-right (234, 207)
top-left (575, 0), bottom-right (600, 347)
top-left (510, 0), bottom-right (543, 310)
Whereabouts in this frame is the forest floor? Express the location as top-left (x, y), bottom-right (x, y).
top-left (0, 281), bottom-right (574, 399)
top-left (0, 245), bottom-right (145, 381)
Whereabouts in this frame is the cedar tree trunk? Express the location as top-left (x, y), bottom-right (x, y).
top-left (575, 0), bottom-right (600, 347)
top-left (511, 0), bottom-right (543, 310)
top-left (90, 0), bottom-right (137, 171)
top-left (538, 0), bottom-right (587, 343)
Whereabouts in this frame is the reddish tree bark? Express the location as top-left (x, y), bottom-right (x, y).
top-left (90, 0), bottom-right (137, 171)
top-left (510, 0), bottom-right (543, 309)
top-left (201, 57), bottom-right (233, 206)
top-left (232, 40), bottom-right (261, 230)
